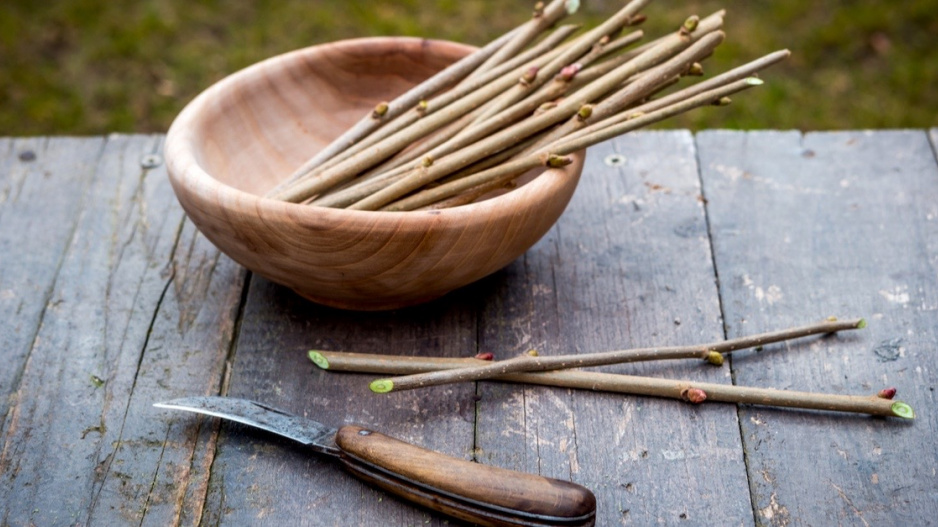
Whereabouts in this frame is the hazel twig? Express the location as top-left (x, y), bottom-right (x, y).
top-left (465, 0), bottom-right (575, 82)
top-left (270, 25), bottom-right (587, 203)
top-left (307, 350), bottom-right (912, 419)
top-left (364, 318), bottom-right (867, 393)
top-left (381, 76), bottom-right (760, 211)
top-left (348, 28), bottom-right (722, 211)
top-left (268, 26), bottom-right (524, 195)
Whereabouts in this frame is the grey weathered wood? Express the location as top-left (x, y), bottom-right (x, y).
top-left (475, 131), bottom-right (753, 525)
top-left (0, 137), bottom-right (103, 432)
top-left (698, 130), bottom-right (938, 526)
top-left (2, 130), bottom-right (937, 526)
top-left (0, 135), bottom-right (244, 526)
top-left (200, 277), bottom-right (484, 525)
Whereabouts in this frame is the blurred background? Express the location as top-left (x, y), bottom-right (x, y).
top-left (1, 0), bottom-right (936, 135)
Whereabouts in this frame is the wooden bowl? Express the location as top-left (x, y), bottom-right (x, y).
top-left (165, 37), bottom-right (584, 310)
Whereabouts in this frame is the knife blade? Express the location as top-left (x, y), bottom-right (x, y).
top-left (155, 396), bottom-right (596, 527)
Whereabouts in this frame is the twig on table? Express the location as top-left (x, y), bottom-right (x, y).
top-left (382, 76), bottom-right (761, 211)
top-left (307, 349), bottom-right (913, 419)
top-left (362, 318), bottom-right (866, 392)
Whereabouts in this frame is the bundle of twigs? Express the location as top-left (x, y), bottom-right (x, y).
top-left (267, 0), bottom-right (790, 211)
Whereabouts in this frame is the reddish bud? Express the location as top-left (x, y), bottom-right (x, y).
top-left (681, 387), bottom-right (708, 404)
top-left (559, 63), bottom-right (582, 81)
top-left (474, 352), bottom-right (495, 361)
top-left (877, 387), bottom-right (897, 400)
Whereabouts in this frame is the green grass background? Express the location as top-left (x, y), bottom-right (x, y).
top-left (2, 0), bottom-right (936, 135)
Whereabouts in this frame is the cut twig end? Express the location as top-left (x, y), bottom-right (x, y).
top-left (564, 0), bottom-right (580, 15)
top-left (891, 401), bottom-right (914, 419)
top-left (370, 379), bottom-right (395, 393)
top-left (308, 351), bottom-right (330, 370)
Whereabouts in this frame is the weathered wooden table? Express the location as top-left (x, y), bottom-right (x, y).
top-left (1, 129), bottom-right (936, 526)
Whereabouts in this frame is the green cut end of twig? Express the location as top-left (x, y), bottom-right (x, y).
top-left (856, 318), bottom-right (868, 329)
top-left (308, 351), bottom-right (330, 370)
top-left (745, 77), bottom-right (764, 86)
top-left (370, 379), bottom-right (394, 393)
top-left (565, 0), bottom-right (580, 15)
top-left (891, 401), bottom-right (914, 419)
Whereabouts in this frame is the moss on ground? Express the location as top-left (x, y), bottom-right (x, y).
top-left (1, 0), bottom-right (935, 135)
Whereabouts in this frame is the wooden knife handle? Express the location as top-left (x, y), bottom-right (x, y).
top-left (335, 425), bottom-right (596, 527)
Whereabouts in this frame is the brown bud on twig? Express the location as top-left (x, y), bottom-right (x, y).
top-left (536, 101), bottom-right (559, 114)
top-left (577, 104), bottom-right (594, 121)
top-left (519, 66), bottom-right (539, 86)
top-left (421, 156), bottom-right (434, 167)
top-left (629, 13), bottom-right (647, 26)
top-left (546, 154), bottom-right (573, 168)
top-left (681, 387), bottom-right (708, 404)
top-left (878, 387), bottom-right (897, 400)
top-left (713, 96), bottom-right (732, 106)
top-left (532, 1), bottom-right (545, 18)
top-left (474, 352), bottom-right (495, 361)
top-left (372, 101), bottom-right (390, 119)
top-left (526, 349), bottom-right (540, 357)
top-left (415, 100), bottom-right (429, 116)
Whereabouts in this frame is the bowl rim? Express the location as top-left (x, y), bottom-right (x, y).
top-left (164, 36), bottom-right (584, 228)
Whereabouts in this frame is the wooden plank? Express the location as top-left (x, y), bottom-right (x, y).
top-left (200, 277), bottom-right (484, 525)
top-left (0, 136), bottom-right (103, 432)
top-left (0, 135), bottom-right (245, 526)
top-left (475, 131), bottom-right (753, 525)
top-left (698, 130), bottom-right (938, 525)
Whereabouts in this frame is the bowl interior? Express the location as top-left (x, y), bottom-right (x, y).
top-left (189, 38), bottom-right (475, 196)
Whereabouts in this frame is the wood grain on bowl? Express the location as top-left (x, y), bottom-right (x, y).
top-left (165, 37), bottom-right (584, 310)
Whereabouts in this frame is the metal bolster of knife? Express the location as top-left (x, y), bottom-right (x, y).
top-left (334, 425), bottom-right (597, 527)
